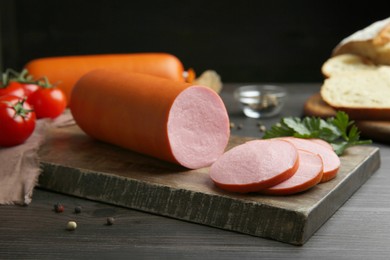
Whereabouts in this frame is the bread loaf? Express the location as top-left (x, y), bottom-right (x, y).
top-left (332, 17), bottom-right (390, 65)
top-left (319, 17), bottom-right (390, 120)
top-left (320, 67), bottom-right (390, 120)
top-left (321, 53), bottom-right (378, 78)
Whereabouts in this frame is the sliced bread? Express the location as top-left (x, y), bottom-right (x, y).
top-left (320, 67), bottom-right (390, 120)
top-left (321, 53), bottom-right (378, 77)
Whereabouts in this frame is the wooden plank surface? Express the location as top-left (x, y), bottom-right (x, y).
top-left (304, 93), bottom-right (390, 142)
top-left (38, 124), bottom-right (380, 245)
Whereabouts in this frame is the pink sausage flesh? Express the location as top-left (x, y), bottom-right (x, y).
top-left (310, 138), bottom-right (334, 150)
top-left (168, 86), bottom-right (230, 169)
top-left (209, 139), bottom-right (299, 193)
top-left (280, 137), bottom-right (340, 182)
top-left (261, 149), bottom-right (324, 195)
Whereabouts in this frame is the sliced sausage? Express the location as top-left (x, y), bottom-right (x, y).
top-left (260, 149), bottom-right (324, 195)
top-left (280, 137), bottom-right (340, 182)
top-left (209, 139), bottom-right (299, 193)
top-left (310, 138), bottom-right (334, 150)
top-left (70, 69), bottom-right (230, 169)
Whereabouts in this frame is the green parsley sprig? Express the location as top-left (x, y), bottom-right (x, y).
top-left (262, 111), bottom-right (372, 155)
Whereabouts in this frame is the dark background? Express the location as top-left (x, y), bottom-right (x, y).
top-left (1, 0), bottom-right (389, 83)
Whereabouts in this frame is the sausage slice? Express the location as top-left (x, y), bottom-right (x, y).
top-left (309, 138), bottom-right (334, 150)
top-left (260, 149), bottom-right (324, 195)
top-left (209, 139), bottom-right (299, 193)
top-left (281, 137), bottom-right (340, 182)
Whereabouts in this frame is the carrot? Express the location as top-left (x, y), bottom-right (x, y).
top-left (24, 53), bottom-right (186, 105)
top-left (70, 69), bottom-right (230, 169)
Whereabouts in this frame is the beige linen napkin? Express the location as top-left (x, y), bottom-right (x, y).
top-left (0, 111), bottom-right (74, 205)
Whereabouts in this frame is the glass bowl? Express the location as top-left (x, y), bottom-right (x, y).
top-left (234, 85), bottom-right (287, 118)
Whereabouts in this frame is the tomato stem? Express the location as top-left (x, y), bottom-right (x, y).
top-left (2, 97), bottom-right (34, 119)
top-left (0, 68), bottom-right (55, 89)
top-left (35, 76), bottom-right (53, 88)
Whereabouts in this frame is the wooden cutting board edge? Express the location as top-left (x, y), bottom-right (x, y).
top-left (304, 93), bottom-right (390, 142)
top-left (37, 125), bottom-right (381, 245)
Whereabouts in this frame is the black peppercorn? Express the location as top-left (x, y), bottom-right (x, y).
top-left (106, 217), bottom-right (115, 225)
top-left (74, 206), bottom-right (82, 214)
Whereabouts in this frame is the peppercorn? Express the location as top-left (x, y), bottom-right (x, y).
top-left (106, 217), bottom-right (115, 226)
top-left (259, 125), bottom-right (267, 132)
top-left (74, 206), bottom-right (82, 214)
top-left (66, 221), bottom-right (77, 231)
top-left (54, 203), bottom-right (64, 213)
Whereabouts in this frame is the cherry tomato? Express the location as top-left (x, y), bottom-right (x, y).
top-left (0, 82), bottom-right (26, 98)
top-left (27, 87), bottom-right (67, 119)
top-left (21, 83), bottom-right (40, 97)
top-left (0, 95), bottom-right (36, 147)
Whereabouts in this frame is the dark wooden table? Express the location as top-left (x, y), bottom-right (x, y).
top-left (1, 83), bottom-right (390, 259)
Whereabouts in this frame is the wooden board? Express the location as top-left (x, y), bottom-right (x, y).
top-left (37, 125), bottom-right (380, 245)
top-left (304, 93), bottom-right (390, 142)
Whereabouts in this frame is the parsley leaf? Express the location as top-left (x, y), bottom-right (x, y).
top-left (263, 111), bottom-right (372, 155)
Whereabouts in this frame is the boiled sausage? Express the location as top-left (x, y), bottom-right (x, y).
top-left (280, 137), bottom-right (340, 182)
top-left (209, 139), bottom-right (299, 193)
top-left (260, 149), bottom-right (324, 195)
top-left (70, 69), bottom-right (230, 169)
